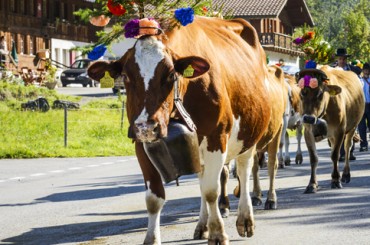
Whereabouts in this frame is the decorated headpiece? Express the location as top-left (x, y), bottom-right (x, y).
top-left (74, 0), bottom-right (216, 60)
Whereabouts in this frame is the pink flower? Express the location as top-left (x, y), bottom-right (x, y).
top-left (309, 78), bottom-right (319, 88)
top-left (298, 78), bottom-right (305, 89)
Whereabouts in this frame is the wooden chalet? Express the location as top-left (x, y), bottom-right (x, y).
top-left (214, 0), bottom-right (314, 66)
top-left (0, 0), bottom-right (100, 71)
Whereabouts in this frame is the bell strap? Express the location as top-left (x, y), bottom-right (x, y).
top-left (173, 76), bottom-right (197, 132)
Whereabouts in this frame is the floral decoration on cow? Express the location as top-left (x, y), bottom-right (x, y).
top-left (73, 0), bottom-right (219, 55)
top-left (292, 26), bottom-right (335, 65)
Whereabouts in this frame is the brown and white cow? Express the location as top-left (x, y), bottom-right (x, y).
top-left (88, 16), bottom-right (273, 244)
top-left (219, 65), bottom-right (287, 215)
top-left (299, 65), bottom-right (364, 193)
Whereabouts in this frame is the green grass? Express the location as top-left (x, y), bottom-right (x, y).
top-left (0, 81), bottom-right (135, 159)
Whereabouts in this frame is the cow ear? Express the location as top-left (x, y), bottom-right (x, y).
top-left (88, 61), bottom-right (123, 81)
top-left (324, 85), bottom-right (342, 96)
top-left (174, 56), bottom-right (210, 78)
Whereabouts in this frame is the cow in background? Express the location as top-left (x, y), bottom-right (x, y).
top-left (299, 66), bottom-right (364, 193)
top-left (88, 16), bottom-right (275, 244)
top-left (219, 65), bottom-right (287, 215)
top-left (278, 74), bottom-right (303, 168)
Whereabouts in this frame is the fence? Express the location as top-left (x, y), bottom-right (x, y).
top-left (0, 104), bottom-right (134, 158)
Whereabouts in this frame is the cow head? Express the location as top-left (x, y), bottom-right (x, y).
top-left (298, 71), bottom-right (341, 124)
top-left (88, 36), bottom-right (210, 142)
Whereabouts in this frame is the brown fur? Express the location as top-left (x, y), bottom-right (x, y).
top-left (88, 16), bottom-right (273, 243)
top-left (300, 65), bottom-right (365, 193)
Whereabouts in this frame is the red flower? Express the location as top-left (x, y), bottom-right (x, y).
top-left (202, 6), bottom-right (208, 13)
top-left (107, 0), bottom-right (126, 16)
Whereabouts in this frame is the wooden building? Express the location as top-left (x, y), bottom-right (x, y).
top-left (0, 0), bottom-right (100, 70)
top-left (214, 0), bottom-right (314, 67)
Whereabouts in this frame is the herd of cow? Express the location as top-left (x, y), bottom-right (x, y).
top-left (87, 17), bottom-right (364, 245)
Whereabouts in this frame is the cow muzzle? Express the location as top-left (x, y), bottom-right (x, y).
top-left (134, 122), bottom-right (159, 143)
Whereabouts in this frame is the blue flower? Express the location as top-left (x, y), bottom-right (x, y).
top-left (88, 44), bottom-right (107, 60)
top-left (174, 7), bottom-right (194, 26)
top-left (305, 60), bottom-right (317, 69)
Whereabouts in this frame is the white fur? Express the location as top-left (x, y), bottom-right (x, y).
top-left (135, 37), bottom-right (165, 91)
top-left (225, 116), bottom-right (245, 163)
top-left (145, 181), bottom-right (165, 245)
top-left (135, 108), bottom-right (149, 125)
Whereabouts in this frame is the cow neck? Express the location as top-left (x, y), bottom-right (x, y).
top-left (173, 75), bottom-right (197, 132)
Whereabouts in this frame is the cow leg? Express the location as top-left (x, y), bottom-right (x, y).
top-left (303, 126), bottom-right (319, 194)
top-left (329, 133), bottom-right (346, 188)
top-left (195, 140), bottom-right (228, 244)
top-left (284, 131), bottom-right (291, 166)
top-left (251, 153), bottom-right (262, 206)
top-left (235, 147), bottom-right (255, 238)
top-left (295, 124), bottom-right (303, 164)
top-left (219, 164), bottom-right (230, 218)
top-left (135, 142), bottom-right (165, 245)
top-left (341, 130), bottom-right (355, 184)
top-left (265, 126), bottom-right (281, 210)
top-left (278, 115), bottom-right (288, 168)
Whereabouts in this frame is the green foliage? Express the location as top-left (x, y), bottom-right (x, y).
top-left (306, 0), bottom-right (370, 61)
top-left (293, 26), bottom-right (335, 64)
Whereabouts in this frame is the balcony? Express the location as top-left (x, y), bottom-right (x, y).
top-left (260, 33), bottom-right (304, 56)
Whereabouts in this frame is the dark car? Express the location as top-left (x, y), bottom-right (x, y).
top-left (60, 59), bottom-right (98, 87)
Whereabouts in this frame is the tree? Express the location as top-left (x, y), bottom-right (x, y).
top-left (306, 0), bottom-right (369, 61)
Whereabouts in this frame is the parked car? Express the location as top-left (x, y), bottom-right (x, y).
top-left (281, 65), bottom-right (300, 76)
top-left (60, 59), bottom-right (98, 87)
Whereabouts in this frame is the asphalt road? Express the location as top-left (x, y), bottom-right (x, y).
top-left (1, 137), bottom-right (370, 245)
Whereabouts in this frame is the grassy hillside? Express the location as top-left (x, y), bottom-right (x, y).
top-left (0, 81), bottom-right (135, 159)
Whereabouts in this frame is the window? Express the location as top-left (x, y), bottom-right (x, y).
top-left (29, 37), bottom-right (34, 55)
top-left (20, 35), bottom-right (24, 54)
top-left (20, 0), bottom-right (25, 14)
top-left (42, 0), bottom-right (48, 18)
top-left (10, 0), bottom-right (15, 12)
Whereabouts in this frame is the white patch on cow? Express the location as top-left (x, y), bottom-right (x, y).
top-left (135, 108), bottom-right (149, 125)
top-left (225, 116), bottom-right (245, 163)
top-left (135, 36), bottom-right (165, 91)
top-left (264, 77), bottom-right (270, 91)
top-left (145, 181), bottom-right (165, 244)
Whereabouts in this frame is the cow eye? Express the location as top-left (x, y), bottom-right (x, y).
top-left (300, 87), bottom-right (308, 98)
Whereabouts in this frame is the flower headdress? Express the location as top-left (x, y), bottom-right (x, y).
top-left (74, 0), bottom-right (218, 60)
top-left (292, 26), bottom-right (335, 65)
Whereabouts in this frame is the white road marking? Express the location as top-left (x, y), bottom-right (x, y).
top-left (49, 170), bottom-right (65, 173)
top-left (1, 159), bottom-right (133, 183)
top-left (101, 162), bottom-right (114, 165)
top-left (9, 177), bottom-right (26, 181)
top-left (30, 173), bottom-right (46, 177)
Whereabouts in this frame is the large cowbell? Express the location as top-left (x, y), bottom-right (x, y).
top-left (302, 115), bottom-right (328, 142)
top-left (143, 120), bottom-right (201, 183)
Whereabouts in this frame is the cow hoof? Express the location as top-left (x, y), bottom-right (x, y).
top-left (331, 181), bottom-right (343, 189)
top-left (278, 163), bottom-right (285, 169)
top-left (236, 216), bottom-right (255, 237)
top-left (284, 159), bottom-right (291, 166)
top-left (220, 208), bottom-right (230, 218)
top-left (304, 185), bottom-right (317, 194)
top-left (295, 154), bottom-right (303, 164)
top-left (264, 200), bottom-right (277, 210)
top-left (194, 224), bottom-right (208, 240)
top-left (341, 173), bottom-right (351, 183)
top-left (208, 237), bottom-right (229, 245)
top-left (252, 196), bottom-right (262, 206)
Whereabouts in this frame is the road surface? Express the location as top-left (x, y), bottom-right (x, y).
top-left (1, 138), bottom-right (370, 244)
